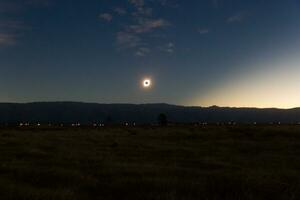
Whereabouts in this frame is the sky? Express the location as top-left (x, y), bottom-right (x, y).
top-left (0, 0), bottom-right (300, 108)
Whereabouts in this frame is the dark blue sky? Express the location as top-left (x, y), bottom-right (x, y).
top-left (0, 0), bottom-right (300, 108)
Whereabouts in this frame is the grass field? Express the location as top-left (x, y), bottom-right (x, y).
top-left (0, 125), bottom-right (300, 200)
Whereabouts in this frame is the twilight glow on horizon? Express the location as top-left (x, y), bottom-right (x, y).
top-left (0, 0), bottom-right (299, 108)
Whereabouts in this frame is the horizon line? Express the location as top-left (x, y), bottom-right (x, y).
top-left (0, 101), bottom-right (299, 110)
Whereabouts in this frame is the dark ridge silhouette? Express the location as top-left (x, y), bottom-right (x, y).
top-left (0, 102), bottom-right (299, 124)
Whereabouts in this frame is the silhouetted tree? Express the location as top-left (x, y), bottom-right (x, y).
top-left (105, 115), bottom-right (113, 125)
top-left (158, 113), bottom-right (167, 126)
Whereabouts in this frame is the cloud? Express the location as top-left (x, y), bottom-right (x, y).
top-left (166, 42), bottom-right (175, 53)
top-left (168, 42), bottom-right (174, 48)
top-left (159, 42), bottom-right (175, 53)
top-left (0, 0), bottom-right (53, 47)
top-left (128, 0), bottom-right (144, 8)
top-left (0, 20), bottom-right (26, 47)
top-left (116, 31), bottom-right (141, 48)
top-left (100, 0), bottom-right (173, 56)
top-left (227, 13), bottom-right (246, 23)
top-left (0, 33), bottom-right (17, 46)
top-left (156, 0), bottom-right (179, 8)
top-left (135, 47), bottom-right (150, 56)
top-left (129, 19), bottom-right (169, 34)
top-left (99, 13), bottom-right (113, 22)
top-left (116, 17), bottom-right (170, 52)
top-left (132, 7), bottom-right (153, 17)
top-left (198, 28), bottom-right (210, 34)
top-left (114, 7), bottom-right (127, 15)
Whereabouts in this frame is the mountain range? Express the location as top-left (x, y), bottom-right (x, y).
top-left (0, 102), bottom-right (299, 124)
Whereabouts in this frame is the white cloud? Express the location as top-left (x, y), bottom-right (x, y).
top-left (128, 0), bottom-right (144, 8)
top-left (99, 13), bottom-right (113, 22)
top-left (116, 31), bottom-right (141, 48)
top-left (104, 0), bottom-right (174, 56)
top-left (227, 13), bottom-right (245, 23)
top-left (167, 42), bottom-right (174, 48)
top-left (198, 28), bottom-right (210, 34)
top-left (129, 19), bottom-right (170, 33)
top-left (156, 0), bottom-right (179, 8)
top-left (114, 7), bottom-right (127, 15)
top-left (115, 2), bottom-right (170, 51)
top-left (135, 47), bottom-right (150, 56)
top-left (159, 42), bottom-right (175, 53)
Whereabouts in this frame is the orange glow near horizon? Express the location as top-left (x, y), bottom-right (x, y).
top-left (188, 58), bottom-right (300, 109)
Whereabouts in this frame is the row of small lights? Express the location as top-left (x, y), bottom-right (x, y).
top-left (17, 122), bottom-right (300, 127)
top-left (18, 122), bottom-right (138, 127)
top-left (195, 122), bottom-right (300, 125)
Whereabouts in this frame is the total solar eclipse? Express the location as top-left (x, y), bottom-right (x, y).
top-left (143, 79), bottom-right (151, 88)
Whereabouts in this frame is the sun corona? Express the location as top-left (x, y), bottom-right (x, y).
top-left (143, 79), bottom-right (152, 88)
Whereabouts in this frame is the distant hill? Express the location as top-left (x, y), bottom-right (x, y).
top-left (0, 102), bottom-right (300, 124)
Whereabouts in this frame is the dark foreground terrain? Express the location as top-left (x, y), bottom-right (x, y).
top-left (0, 125), bottom-right (299, 200)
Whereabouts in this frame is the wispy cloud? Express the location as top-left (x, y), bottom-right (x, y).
top-left (128, 0), bottom-right (144, 8)
top-left (0, 0), bottom-right (53, 47)
top-left (0, 20), bottom-right (27, 47)
top-left (227, 13), bottom-right (246, 23)
top-left (106, 0), bottom-right (172, 56)
top-left (198, 28), bottom-right (210, 34)
top-left (116, 32), bottom-right (141, 48)
top-left (129, 19), bottom-right (169, 34)
top-left (135, 47), bottom-right (150, 56)
top-left (0, 33), bottom-right (17, 46)
top-left (157, 0), bottom-right (179, 8)
top-left (99, 13), bottom-right (113, 22)
top-left (114, 7), bottom-right (127, 15)
top-left (159, 42), bottom-right (175, 54)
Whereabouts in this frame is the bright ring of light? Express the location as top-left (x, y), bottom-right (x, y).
top-left (143, 79), bottom-right (151, 88)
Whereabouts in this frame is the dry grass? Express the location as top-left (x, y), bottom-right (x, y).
top-left (0, 125), bottom-right (299, 199)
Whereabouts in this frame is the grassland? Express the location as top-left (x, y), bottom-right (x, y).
top-left (0, 125), bottom-right (300, 200)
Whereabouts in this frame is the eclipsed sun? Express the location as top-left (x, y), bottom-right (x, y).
top-left (143, 79), bottom-right (152, 88)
